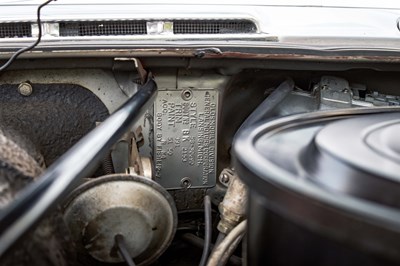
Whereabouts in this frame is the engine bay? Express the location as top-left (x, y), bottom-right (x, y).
top-left (1, 55), bottom-right (400, 265)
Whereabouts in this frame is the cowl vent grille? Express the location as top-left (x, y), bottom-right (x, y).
top-left (59, 21), bottom-right (147, 36)
top-left (0, 22), bottom-right (31, 38)
top-left (173, 20), bottom-right (256, 34)
top-left (0, 19), bottom-right (258, 38)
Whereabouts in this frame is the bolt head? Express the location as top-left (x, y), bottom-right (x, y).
top-left (18, 83), bottom-right (33, 96)
top-left (220, 173), bottom-right (230, 184)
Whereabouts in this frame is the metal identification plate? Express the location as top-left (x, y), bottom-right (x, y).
top-left (154, 89), bottom-right (218, 189)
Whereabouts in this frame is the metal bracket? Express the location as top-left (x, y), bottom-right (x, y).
top-left (112, 58), bottom-right (148, 97)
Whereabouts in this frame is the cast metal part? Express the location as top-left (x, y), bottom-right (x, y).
top-left (316, 76), bottom-right (352, 109)
top-left (154, 89), bottom-right (218, 189)
top-left (63, 174), bottom-right (177, 265)
top-left (217, 169), bottom-right (248, 235)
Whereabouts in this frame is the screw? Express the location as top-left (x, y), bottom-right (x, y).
top-left (220, 173), bottom-right (230, 185)
top-left (18, 82), bottom-right (33, 96)
top-left (181, 89), bottom-right (193, 101)
top-left (180, 177), bottom-right (192, 189)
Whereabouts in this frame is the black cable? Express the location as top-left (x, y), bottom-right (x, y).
top-left (0, 0), bottom-right (55, 72)
top-left (178, 209), bottom-right (207, 215)
top-left (199, 195), bottom-right (212, 266)
top-left (115, 234), bottom-right (136, 266)
top-left (178, 208), bottom-right (217, 215)
top-left (0, 78), bottom-right (157, 257)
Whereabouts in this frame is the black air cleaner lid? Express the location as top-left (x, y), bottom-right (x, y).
top-left (233, 107), bottom-right (400, 261)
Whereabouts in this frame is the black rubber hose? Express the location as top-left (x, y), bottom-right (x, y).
top-left (0, 79), bottom-right (157, 257)
top-left (199, 195), bottom-right (212, 266)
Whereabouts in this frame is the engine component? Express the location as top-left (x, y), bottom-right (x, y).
top-left (217, 169), bottom-right (247, 235)
top-left (276, 76), bottom-right (400, 118)
top-left (128, 127), bottom-right (154, 179)
top-left (154, 89), bottom-right (218, 189)
top-left (364, 91), bottom-right (400, 106)
top-left (0, 79), bottom-right (157, 257)
top-left (314, 76), bottom-right (400, 108)
top-left (314, 76), bottom-right (353, 109)
top-left (63, 174), bottom-right (177, 265)
top-left (111, 128), bottom-right (154, 179)
top-left (234, 107), bottom-right (400, 265)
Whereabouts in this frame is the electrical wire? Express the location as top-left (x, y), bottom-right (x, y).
top-left (115, 234), bottom-right (136, 266)
top-left (0, 0), bottom-right (55, 72)
top-left (199, 195), bottom-right (212, 266)
top-left (206, 220), bottom-right (247, 266)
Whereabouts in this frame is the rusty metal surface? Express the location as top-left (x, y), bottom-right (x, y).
top-left (203, 51), bottom-right (400, 63)
top-left (217, 170), bottom-right (248, 234)
top-left (3, 47), bottom-right (400, 63)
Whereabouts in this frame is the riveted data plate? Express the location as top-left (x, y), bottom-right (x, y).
top-left (154, 89), bottom-right (218, 189)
